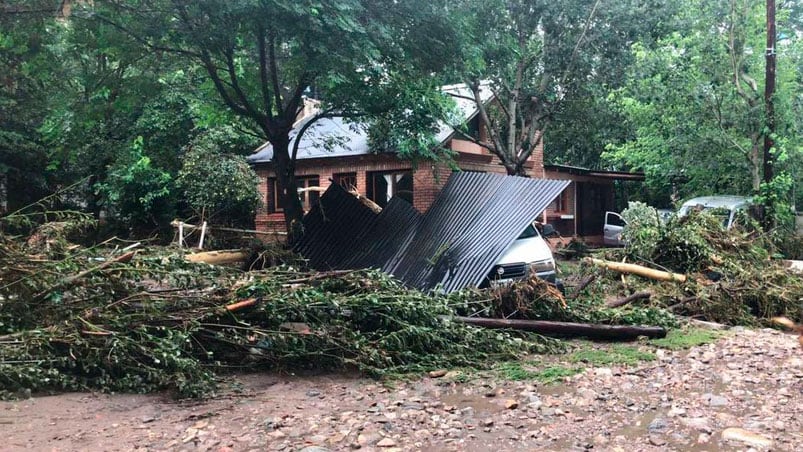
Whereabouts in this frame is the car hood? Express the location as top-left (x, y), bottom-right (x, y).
top-left (495, 236), bottom-right (553, 265)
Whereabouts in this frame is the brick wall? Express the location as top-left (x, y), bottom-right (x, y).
top-left (254, 136), bottom-right (548, 234)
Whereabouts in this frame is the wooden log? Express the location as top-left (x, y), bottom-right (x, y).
top-left (450, 316), bottom-right (667, 340)
top-left (224, 298), bottom-right (257, 312)
top-left (185, 249), bottom-right (250, 265)
top-left (605, 290), bottom-right (652, 308)
top-left (584, 257), bottom-right (686, 283)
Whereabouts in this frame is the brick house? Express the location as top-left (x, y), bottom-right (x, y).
top-left (248, 84), bottom-right (640, 242)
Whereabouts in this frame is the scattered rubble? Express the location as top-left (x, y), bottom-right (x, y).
top-left (1, 327), bottom-right (800, 450)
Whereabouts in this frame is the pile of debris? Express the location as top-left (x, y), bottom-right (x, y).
top-left (2, 222), bottom-right (568, 398)
top-left (579, 205), bottom-right (803, 326)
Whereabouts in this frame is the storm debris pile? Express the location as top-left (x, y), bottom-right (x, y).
top-left (582, 205), bottom-right (803, 326)
top-left (1, 226), bottom-right (560, 398)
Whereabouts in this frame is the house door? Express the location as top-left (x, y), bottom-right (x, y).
top-left (576, 182), bottom-right (614, 236)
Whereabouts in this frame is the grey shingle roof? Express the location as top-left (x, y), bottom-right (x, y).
top-left (247, 83), bottom-right (493, 164)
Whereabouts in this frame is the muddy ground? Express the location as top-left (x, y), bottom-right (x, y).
top-left (2, 327), bottom-right (801, 452)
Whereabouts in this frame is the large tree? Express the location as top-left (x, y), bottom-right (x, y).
top-left (90, 0), bottom-right (459, 241)
top-left (449, 0), bottom-right (677, 175)
top-left (603, 0), bottom-right (802, 205)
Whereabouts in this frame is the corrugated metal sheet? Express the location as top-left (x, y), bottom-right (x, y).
top-left (294, 172), bottom-right (570, 293)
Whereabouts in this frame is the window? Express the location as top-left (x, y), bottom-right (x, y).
top-left (267, 175), bottom-right (320, 213)
top-left (366, 171), bottom-right (413, 207)
top-left (333, 172), bottom-right (357, 190)
top-left (550, 189), bottom-right (569, 213)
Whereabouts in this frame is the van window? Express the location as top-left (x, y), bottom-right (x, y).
top-left (517, 224), bottom-right (539, 239)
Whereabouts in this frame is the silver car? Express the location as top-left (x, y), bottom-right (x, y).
top-left (678, 196), bottom-right (751, 229)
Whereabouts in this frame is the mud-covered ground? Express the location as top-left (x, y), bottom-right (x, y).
top-left (2, 327), bottom-right (801, 451)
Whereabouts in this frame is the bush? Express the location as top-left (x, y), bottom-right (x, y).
top-left (176, 147), bottom-right (261, 227)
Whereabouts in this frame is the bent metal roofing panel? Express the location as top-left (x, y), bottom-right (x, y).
top-left (294, 172), bottom-right (570, 293)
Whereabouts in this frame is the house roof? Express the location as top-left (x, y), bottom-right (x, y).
top-left (247, 83), bottom-right (494, 164)
top-left (544, 164), bottom-right (645, 181)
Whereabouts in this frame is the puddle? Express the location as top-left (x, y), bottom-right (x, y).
top-left (440, 391), bottom-right (504, 415)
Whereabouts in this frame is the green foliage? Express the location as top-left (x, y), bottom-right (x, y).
top-left (97, 136), bottom-right (173, 229)
top-left (620, 202), bottom-right (767, 274)
top-left (649, 328), bottom-right (723, 350)
top-left (534, 366), bottom-right (583, 384)
top-left (176, 146), bottom-right (261, 227)
top-left (603, 0), bottom-right (802, 205)
top-left (1, 234), bottom-right (562, 397)
top-left (594, 208), bottom-right (802, 325)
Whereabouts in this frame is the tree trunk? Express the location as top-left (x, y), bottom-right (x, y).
top-left (270, 134), bottom-right (305, 244)
top-left (450, 316), bottom-right (667, 340)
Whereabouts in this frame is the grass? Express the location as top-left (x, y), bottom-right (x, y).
top-left (648, 327), bottom-right (723, 350)
top-left (496, 362), bottom-right (582, 383)
top-left (569, 344), bottom-right (656, 366)
top-left (535, 365), bottom-right (583, 383)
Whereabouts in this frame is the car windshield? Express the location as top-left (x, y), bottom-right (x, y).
top-left (517, 223), bottom-right (539, 239)
top-left (679, 206), bottom-right (731, 227)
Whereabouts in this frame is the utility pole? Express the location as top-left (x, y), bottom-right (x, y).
top-left (763, 0), bottom-right (776, 228)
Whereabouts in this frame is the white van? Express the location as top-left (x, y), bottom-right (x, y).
top-left (678, 196), bottom-right (752, 229)
top-left (484, 223), bottom-right (560, 288)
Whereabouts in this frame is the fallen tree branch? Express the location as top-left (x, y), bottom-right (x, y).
top-left (224, 298), bottom-right (258, 312)
top-left (584, 257), bottom-right (686, 283)
top-left (606, 291), bottom-right (652, 308)
top-left (185, 249), bottom-right (250, 265)
top-left (569, 274), bottom-right (596, 299)
top-left (449, 316), bottom-right (666, 340)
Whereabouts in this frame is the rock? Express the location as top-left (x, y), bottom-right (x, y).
top-left (721, 427), bottom-right (773, 449)
top-left (376, 438), bottom-right (397, 447)
top-left (504, 399), bottom-right (519, 410)
top-left (701, 393), bottom-right (728, 407)
top-left (648, 417), bottom-right (667, 432)
top-left (264, 418), bottom-right (281, 431)
top-left (267, 431), bottom-right (286, 439)
top-left (357, 433), bottom-right (381, 446)
top-left (299, 447), bottom-right (332, 452)
top-left (700, 351), bottom-right (716, 363)
top-left (481, 419), bottom-right (494, 427)
top-left (680, 417), bottom-right (711, 433)
top-left (306, 389), bottom-right (322, 397)
top-left (648, 435), bottom-right (667, 446)
top-left (428, 370), bottom-right (447, 378)
top-left (697, 433), bottom-right (710, 444)
top-left (595, 368), bottom-right (613, 378)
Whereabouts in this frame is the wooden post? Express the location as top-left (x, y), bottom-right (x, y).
top-left (178, 221), bottom-right (184, 248)
top-left (198, 221), bottom-right (208, 250)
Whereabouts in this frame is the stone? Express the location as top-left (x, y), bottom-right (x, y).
top-left (357, 433), bottom-right (381, 446)
top-left (306, 389), bottom-right (321, 397)
top-left (721, 428), bottom-right (773, 449)
top-left (680, 417), bottom-right (711, 433)
top-left (504, 399), bottom-right (519, 410)
top-left (376, 438), bottom-right (397, 447)
top-left (648, 435), bottom-right (667, 446)
top-left (428, 370), bottom-right (447, 378)
top-left (648, 417), bottom-right (667, 432)
top-left (702, 393), bottom-right (729, 407)
top-left (299, 447), bottom-right (332, 452)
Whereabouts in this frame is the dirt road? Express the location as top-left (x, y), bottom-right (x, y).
top-left (2, 327), bottom-right (801, 451)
